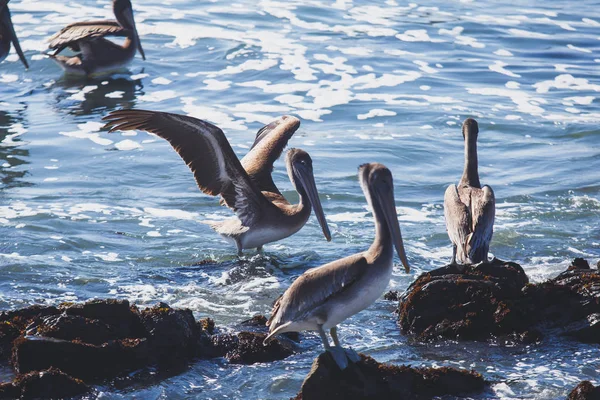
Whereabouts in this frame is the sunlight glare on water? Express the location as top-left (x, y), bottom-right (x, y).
top-left (1, 0), bottom-right (599, 398)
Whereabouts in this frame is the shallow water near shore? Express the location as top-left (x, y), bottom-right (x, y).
top-left (1, 0), bottom-right (599, 398)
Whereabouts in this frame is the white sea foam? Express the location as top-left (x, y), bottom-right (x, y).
top-left (508, 28), bottom-right (550, 39)
top-left (115, 140), bottom-right (142, 151)
top-left (489, 61), bottom-right (521, 78)
top-left (59, 122), bottom-right (113, 146)
top-left (534, 74), bottom-right (600, 94)
top-left (357, 109), bottom-right (397, 120)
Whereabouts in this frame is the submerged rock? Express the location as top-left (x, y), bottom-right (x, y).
top-left (567, 381), bottom-right (600, 400)
top-left (398, 258), bottom-right (600, 344)
top-left (0, 367), bottom-right (89, 399)
top-left (294, 352), bottom-right (486, 399)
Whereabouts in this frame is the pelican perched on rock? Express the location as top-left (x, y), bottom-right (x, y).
top-left (265, 163), bottom-right (410, 370)
top-left (444, 118), bottom-right (495, 265)
top-left (0, 0), bottom-right (28, 68)
top-left (103, 110), bottom-right (331, 255)
top-left (47, 0), bottom-right (145, 76)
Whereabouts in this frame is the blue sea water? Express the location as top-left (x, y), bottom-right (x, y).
top-left (0, 0), bottom-right (599, 398)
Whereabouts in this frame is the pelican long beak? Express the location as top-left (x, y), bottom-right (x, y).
top-left (2, 8), bottom-right (28, 68)
top-left (374, 182), bottom-right (409, 272)
top-left (296, 166), bottom-right (332, 242)
top-left (123, 7), bottom-right (145, 60)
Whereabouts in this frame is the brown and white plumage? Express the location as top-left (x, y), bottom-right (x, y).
top-left (265, 163), bottom-right (410, 369)
top-left (47, 0), bottom-right (145, 76)
top-left (48, 20), bottom-right (126, 53)
top-left (444, 118), bottom-right (495, 265)
top-left (0, 0), bottom-right (28, 68)
top-left (103, 109), bottom-right (331, 255)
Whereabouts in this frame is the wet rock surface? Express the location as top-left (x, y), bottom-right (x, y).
top-left (0, 367), bottom-right (90, 399)
top-left (294, 352), bottom-right (486, 400)
top-left (0, 300), bottom-right (294, 394)
top-left (398, 258), bottom-right (600, 343)
top-left (567, 381), bottom-right (600, 400)
top-left (398, 258), bottom-right (530, 341)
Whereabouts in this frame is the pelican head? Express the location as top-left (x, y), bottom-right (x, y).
top-left (286, 148), bottom-right (331, 242)
top-left (359, 163), bottom-right (409, 272)
top-left (462, 118), bottom-right (479, 140)
top-left (113, 0), bottom-right (145, 60)
top-left (0, 0), bottom-right (28, 68)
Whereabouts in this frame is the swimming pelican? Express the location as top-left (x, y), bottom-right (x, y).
top-left (0, 0), bottom-right (28, 68)
top-left (265, 163), bottom-right (409, 370)
top-left (444, 118), bottom-right (495, 265)
top-left (47, 0), bottom-right (145, 76)
top-left (103, 110), bottom-right (331, 255)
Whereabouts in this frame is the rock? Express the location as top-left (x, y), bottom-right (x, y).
top-left (25, 314), bottom-right (123, 345)
top-left (521, 265), bottom-right (600, 343)
top-left (568, 381), bottom-right (600, 400)
top-left (398, 258), bottom-right (600, 344)
top-left (238, 314), bottom-right (300, 342)
top-left (60, 299), bottom-right (145, 339)
top-left (212, 331), bottom-right (295, 364)
top-left (0, 306), bottom-right (60, 362)
top-left (568, 258), bottom-right (591, 271)
top-left (398, 259), bottom-right (530, 341)
top-left (294, 353), bottom-right (486, 399)
top-left (0, 367), bottom-right (89, 399)
top-left (565, 313), bottom-right (600, 343)
top-left (383, 290), bottom-right (400, 301)
top-left (140, 302), bottom-right (198, 367)
top-left (240, 314), bottom-right (268, 327)
top-left (13, 336), bottom-right (149, 380)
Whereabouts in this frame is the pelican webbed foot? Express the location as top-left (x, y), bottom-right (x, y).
top-left (344, 347), bottom-right (361, 363)
top-left (327, 346), bottom-right (349, 370)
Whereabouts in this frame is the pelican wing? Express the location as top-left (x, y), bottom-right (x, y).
top-left (240, 116), bottom-right (300, 195)
top-left (48, 20), bottom-right (126, 52)
top-left (103, 109), bottom-right (268, 226)
top-left (467, 185), bottom-right (495, 261)
top-left (444, 184), bottom-right (470, 258)
top-left (267, 254), bottom-right (366, 332)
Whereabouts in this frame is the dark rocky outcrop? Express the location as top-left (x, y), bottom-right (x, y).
top-left (398, 258), bottom-right (600, 344)
top-left (212, 331), bottom-right (295, 364)
top-left (0, 367), bottom-right (90, 399)
top-left (0, 300), bottom-right (294, 394)
top-left (567, 381), bottom-right (600, 400)
top-left (398, 258), bottom-right (531, 341)
top-left (294, 353), bottom-right (486, 400)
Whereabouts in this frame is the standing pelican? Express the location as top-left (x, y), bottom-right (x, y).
top-left (444, 118), bottom-right (495, 265)
top-left (265, 163), bottom-right (410, 370)
top-left (103, 110), bottom-right (331, 255)
top-left (47, 0), bottom-right (145, 76)
top-left (0, 0), bottom-right (28, 68)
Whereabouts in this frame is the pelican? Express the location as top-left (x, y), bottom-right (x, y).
top-left (103, 109), bottom-right (331, 255)
top-left (0, 0), bottom-right (28, 68)
top-left (444, 118), bottom-right (495, 265)
top-left (47, 0), bottom-right (145, 76)
top-left (265, 163), bottom-right (410, 370)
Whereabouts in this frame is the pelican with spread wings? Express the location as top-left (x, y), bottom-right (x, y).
top-left (444, 118), bottom-right (495, 265)
top-left (103, 110), bottom-right (332, 255)
top-left (0, 0), bottom-right (28, 68)
top-left (265, 163), bottom-right (410, 370)
top-left (47, 0), bottom-right (145, 76)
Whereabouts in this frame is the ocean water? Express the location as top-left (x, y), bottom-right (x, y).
top-left (1, 0), bottom-right (599, 398)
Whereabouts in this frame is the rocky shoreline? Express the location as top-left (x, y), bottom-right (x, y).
top-left (0, 258), bottom-right (598, 398)
top-left (0, 300), bottom-right (295, 398)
